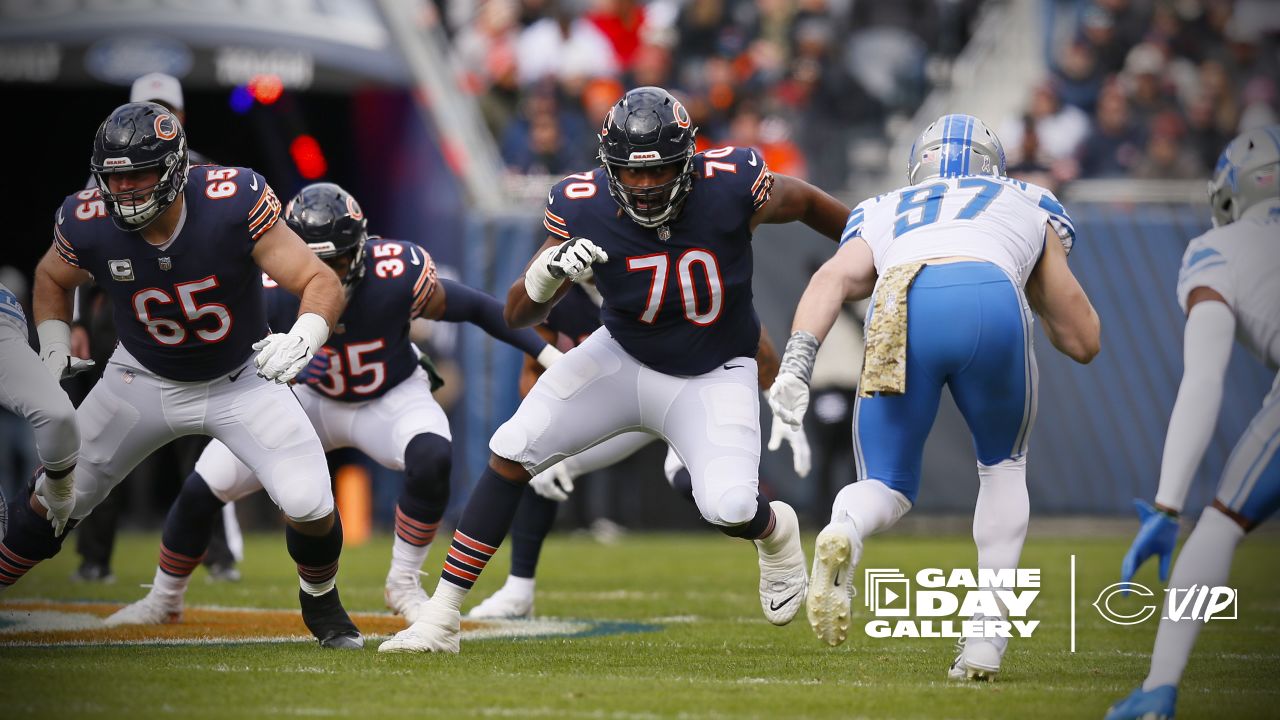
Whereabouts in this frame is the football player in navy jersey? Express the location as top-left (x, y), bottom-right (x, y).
top-left (0, 102), bottom-right (364, 649)
top-left (468, 276), bottom-right (809, 619)
top-left (382, 85), bottom-right (848, 653)
top-left (104, 182), bottom-right (560, 629)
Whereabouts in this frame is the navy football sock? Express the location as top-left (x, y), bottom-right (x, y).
top-left (440, 465), bottom-right (526, 590)
top-left (287, 512), bottom-right (343, 596)
top-left (395, 433), bottom-right (452, 548)
top-left (158, 472), bottom-right (225, 578)
top-left (509, 485), bottom-right (559, 579)
top-left (0, 484), bottom-right (70, 588)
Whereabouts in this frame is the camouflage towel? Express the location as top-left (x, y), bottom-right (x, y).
top-left (859, 262), bottom-right (925, 397)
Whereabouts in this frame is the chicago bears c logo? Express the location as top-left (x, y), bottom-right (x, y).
top-left (602, 107), bottom-right (615, 136)
top-left (673, 101), bottom-right (690, 129)
top-left (154, 114), bottom-right (178, 140)
top-left (346, 195), bottom-right (364, 220)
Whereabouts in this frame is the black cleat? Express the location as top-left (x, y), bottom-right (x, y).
top-left (299, 587), bottom-right (364, 649)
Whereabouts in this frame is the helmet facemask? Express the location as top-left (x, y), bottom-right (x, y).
top-left (600, 148), bottom-right (696, 228)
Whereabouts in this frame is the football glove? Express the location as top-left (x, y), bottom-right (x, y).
top-left (35, 469), bottom-right (76, 537)
top-left (529, 463), bottom-right (575, 502)
top-left (37, 320), bottom-right (95, 381)
top-left (295, 350), bottom-right (333, 385)
top-left (767, 412), bottom-right (811, 478)
top-left (767, 371), bottom-right (810, 430)
top-left (255, 312), bottom-right (329, 384)
top-left (1120, 498), bottom-right (1178, 593)
top-left (525, 238), bottom-right (609, 303)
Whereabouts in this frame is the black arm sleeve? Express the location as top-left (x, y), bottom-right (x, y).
top-left (438, 278), bottom-right (547, 357)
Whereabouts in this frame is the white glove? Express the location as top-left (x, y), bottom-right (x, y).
top-left (767, 371), bottom-right (810, 429)
top-left (37, 320), bottom-right (95, 381)
top-left (768, 413), bottom-right (812, 478)
top-left (529, 463), bottom-right (575, 502)
top-left (35, 470), bottom-right (76, 537)
top-left (254, 312), bottom-right (329, 384)
top-left (525, 238), bottom-right (609, 303)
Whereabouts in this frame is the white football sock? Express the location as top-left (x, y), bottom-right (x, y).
top-left (501, 575), bottom-right (535, 596)
top-left (432, 578), bottom-right (469, 612)
top-left (973, 457), bottom-right (1030, 576)
top-left (152, 567), bottom-right (191, 600)
top-left (389, 536), bottom-right (432, 584)
top-left (829, 479), bottom-right (912, 553)
top-left (1144, 506), bottom-right (1245, 690)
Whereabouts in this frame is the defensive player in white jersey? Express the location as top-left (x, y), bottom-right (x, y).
top-left (0, 102), bottom-right (363, 648)
top-left (768, 114), bottom-right (1100, 679)
top-left (1106, 127), bottom-right (1280, 720)
top-left (0, 282), bottom-right (82, 544)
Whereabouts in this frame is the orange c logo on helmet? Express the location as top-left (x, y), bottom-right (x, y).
top-left (602, 107), bottom-right (615, 136)
top-left (346, 195), bottom-right (363, 220)
top-left (673, 101), bottom-right (690, 129)
top-left (154, 114), bottom-right (177, 140)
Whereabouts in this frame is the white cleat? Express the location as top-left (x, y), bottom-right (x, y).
top-left (755, 501), bottom-right (808, 626)
top-left (466, 584), bottom-right (534, 619)
top-left (384, 576), bottom-right (431, 625)
top-left (948, 635), bottom-right (1006, 681)
top-left (104, 592), bottom-right (183, 627)
top-left (806, 524), bottom-right (859, 647)
top-left (378, 600), bottom-right (461, 654)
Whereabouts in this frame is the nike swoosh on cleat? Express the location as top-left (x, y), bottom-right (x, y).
top-left (228, 367), bottom-right (247, 382)
top-left (723, 364), bottom-right (743, 370)
top-left (770, 592), bottom-right (800, 612)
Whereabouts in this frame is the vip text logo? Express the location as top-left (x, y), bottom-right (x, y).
top-left (863, 568), bottom-right (1041, 639)
top-left (1092, 583), bottom-right (1237, 626)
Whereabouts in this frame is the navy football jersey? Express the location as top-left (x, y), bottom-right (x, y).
top-left (542, 147), bottom-right (772, 375)
top-left (53, 165), bottom-right (279, 381)
top-left (265, 238), bottom-right (438, 402)
top-left (544, 283), bottom-right (602, 347)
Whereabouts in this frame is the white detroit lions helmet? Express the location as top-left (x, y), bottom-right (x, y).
top-left (908, 114), bottom-right (1007, 185)
top-left (1208, 124), bottom-right (1280, 227)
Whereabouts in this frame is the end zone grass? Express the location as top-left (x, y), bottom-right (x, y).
top-left (1, 530), bottom-right (1277, 719)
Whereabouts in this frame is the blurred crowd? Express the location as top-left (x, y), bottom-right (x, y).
top-left (439, 0), bottom-right (985, 189)
top-left (1004, 0), bottom-right (1279, 192)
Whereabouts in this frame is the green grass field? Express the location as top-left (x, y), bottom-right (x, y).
top-left (1, 530), bottom-right (1277, 719)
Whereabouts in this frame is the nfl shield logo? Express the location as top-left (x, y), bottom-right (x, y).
top-left (158, 257), bottom-right (172, 271)
top-left (657, 226), bottom-right (671, 242)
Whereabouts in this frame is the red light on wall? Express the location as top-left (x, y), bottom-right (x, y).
top-left (290, 135), bottom-right (327, 179)
top-left (248, 74), bottom-right (284, 105)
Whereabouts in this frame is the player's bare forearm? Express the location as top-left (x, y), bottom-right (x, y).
top-left (296, 267), bottom-right (345, 328)
top-left (756, 326), bottom-right (780, 388)
top-left (33, 246), bottom-right (89, 325)
top-left (752, 174), bottom-right (849, 241)
top-left (791, 240), bottom-right (877, 343)
top-left (1027, 228), bottom-right (1100, 363)
top-left (505, 237), bottom-right (571, 328)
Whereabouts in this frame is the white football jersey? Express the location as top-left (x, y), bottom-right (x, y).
top-left (840, 176), bottom-right (1074, 288)
top-left (1176, 201), bottom-right (1280, 369)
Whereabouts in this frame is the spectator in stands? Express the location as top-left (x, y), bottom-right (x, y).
top-left (479, 46), bottom-right (522, 140)
top-left (1002, 81), bottom-right (1090, 166)
top-left (586, 0), bottom-right (648, 70)
top-left (1079, 4), bottom-right (1128, 76)
top-left (1054, 41), bottom-right (1105, 114)
top-left (516, 0), bottom-right (619, 86)
top-left (1078, 84), bottom-right (1144, 178)
top-left (1007, 115), bottom-right (1062, 194)
top-left (1121, 43), bottom-right (1179, 130)
top-left (500, 86), bottom-right (588, 173)
top-left (727, 106), bottom-right (806, 178)
top-left (1133, 111), bottom-right (1201, 179)
top-left (456, 0), bottom-right (520, 91)
top-left (1184, 92), bottom-right (1230, 172)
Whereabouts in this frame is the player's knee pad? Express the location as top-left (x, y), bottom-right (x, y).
top-left (402, 433), bottom-right (452, 513)
top-left (831, 479), bottom-right (912, 536)
top-left (278, 476), bottom-right (335, 524)
top-left (489, 411), bottom-right (538, 467)
top-left (701, 484), bottom-right (759, 528)
top-left (716, 492), bottom-right (771, 539)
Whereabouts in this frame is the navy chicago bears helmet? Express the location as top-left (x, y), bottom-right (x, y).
top-left (90, 101), bottom-right (190, 231)
top-left (598, 86), bottom-right (697, 228)
top-left (284, 183), bottom-right (369, 288)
